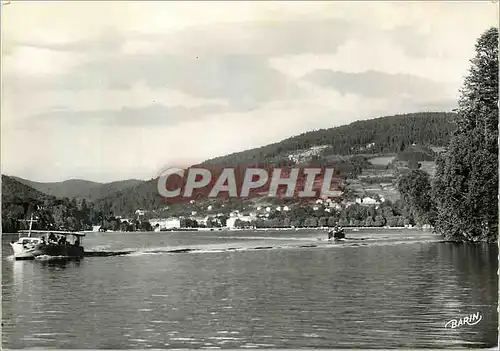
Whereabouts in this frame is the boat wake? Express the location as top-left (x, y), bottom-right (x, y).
top-left (84, 250), bottom-right (135, 257)
top-left (221, 236), bottom-right (321, 241)
top-left (7, 236), bottom-right (444, 261)
top-left (82, 237), bottom-right (443, 258)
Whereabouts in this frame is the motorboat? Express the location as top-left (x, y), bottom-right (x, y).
top-left (10, 230), bottom-right (86, 260)
top-left (10, 214), bottom-right (85, 260)
top-left (327, 226), bottom-right (346, 240)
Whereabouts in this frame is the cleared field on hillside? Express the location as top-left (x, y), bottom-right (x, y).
top-left (368, 156), bottom-right (396, 166)
top-left (430, 146), bottom-right (446, 153)
top-left (419, 161), bottom-right (437, 177)
top-left (345, 177), bottom-right (400, 202)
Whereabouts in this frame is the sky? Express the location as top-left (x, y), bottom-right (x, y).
top-left (1, 1), bottom-right (498, 183)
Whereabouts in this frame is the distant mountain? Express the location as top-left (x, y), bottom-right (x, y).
top-left (11, 177), bottom-right (144, 202)
top-left (2, 175), bottom-right (52, 204)
top-left (93, 112), bottom-right (456, 216)
top-left (2, 175), bottom-right (57, 232)
top-left (203, 112), bottom-right (456, 166)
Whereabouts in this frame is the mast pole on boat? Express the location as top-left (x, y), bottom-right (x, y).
top-left (28, 213), bottom-right (34, 237)
top-left (18, 212), bottom-right (38, 238)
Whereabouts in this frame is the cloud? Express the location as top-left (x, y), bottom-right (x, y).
top-left (4, 17), bottom-right (360, 56)
top-left (11, 27), bottom-right (125, 54)
top-left (303, 70), bottom-right (445, 99)
top-left (3, 46), bottom-right (86, 78)
top-left (8, 12), bottom-right (492, 60)
top-left (28, 104), bottom-right (232, 128)
top-left (1, 1), bottom-right (496, 181)
top-left (5, 52), bottom-right (304, 108)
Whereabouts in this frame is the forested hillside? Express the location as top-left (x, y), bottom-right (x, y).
top-left (1, 175), bottom-right (146, 233)
top-left (203, 112), bottom-right (455, 166)
top-left (12, 177), bottom-right (144, 201)
top-left (95, 179), bottom-right (162, 217)
top-left (3, 111), bottom-right (457, 221)
top-left (91, 112), bottom-right (455, 217)
top-left (2, 175), bottom-right (54, 232)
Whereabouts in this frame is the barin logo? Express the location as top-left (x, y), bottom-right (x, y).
top-left (444, 312), bottom-right (482, 329)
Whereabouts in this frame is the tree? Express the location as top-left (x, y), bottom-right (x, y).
top-left (386, 216), bottom-right (398, 227)
top-left (318, 217), bottom-right (329, 227)
top-left (396, 217), bottom-right (405, 227)
top-left (120, 221), bottom-right (130, 232)
top-left (397, 169), bottom-right (436, 227)
top-left (327, 217), bottom-right (338, 227)
top-left (233, 219), bottom-right (243, 228)
top-left (374, 215), bottom-right (386, 227)
top-left (433, 27), bottom-right (498, 242)
top-left (283, 217), bottom-right (291, 227)
top-left (218, 215), bottom-right (228, 227)
top-left (364, 216), bottom-right (375, 227)
top-left (140, 220), bottom-right (152, 231)
top-left (338, 218), bottom-right (349, 227)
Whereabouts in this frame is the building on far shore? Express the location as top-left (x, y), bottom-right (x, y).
top-left (356, 197), bottom-right (380, 205)
top-left (135, 209), bottom-right (147, 216)
top-left (192, 216), bottom-right (209, 226)
top-left (226, 215), bottom-right (257, 229)
top-left (149, 217), bottom-right (181, 230)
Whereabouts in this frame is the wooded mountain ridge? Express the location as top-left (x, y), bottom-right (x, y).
top-left (11, 177), bottom-right (143, 202)
top-left (3, 111), bottom-right (456, 217)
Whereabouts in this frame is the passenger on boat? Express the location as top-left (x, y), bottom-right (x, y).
top-left (48, 232), bottom-right (57, 244)
top-left (58, 236), bottom-right (66, 245)
top-left (74, 238), bottom-right (80, 247)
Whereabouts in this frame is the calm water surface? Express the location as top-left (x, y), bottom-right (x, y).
top-left (2, 229), bottom-right (498, 349)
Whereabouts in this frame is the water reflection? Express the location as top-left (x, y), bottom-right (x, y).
top-left (2, 232), bottom-right (498, 349)
top-left (35, 258), bottom-right (82, 270)
top-left (436, 242), bottom-right (498, 346)
top-left (12, 260), bottom-right (36, 294)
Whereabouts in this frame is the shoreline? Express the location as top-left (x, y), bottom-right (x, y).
top-left (5, 226), bottom-right (431, 235)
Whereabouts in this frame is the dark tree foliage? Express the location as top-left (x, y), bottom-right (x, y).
top-left (395, 144), bottom-right (436, 163)
top-left (12, 177), bottom-right (144, 202)
top-left (228, 200), bottom-right (409, 229)
top-left (203, 112), bottom-right (455, 166)
top-left (432, 27), bottom-right (498, 242)
top-left (397, 170), bottom-right (436, 227)
top-left (1, 175), bottom-right (152, 233)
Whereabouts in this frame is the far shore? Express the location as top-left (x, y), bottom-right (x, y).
top-left (82, 226), bottom-right (432, 233)
top-left (4, 226), bottom-right (434, 235)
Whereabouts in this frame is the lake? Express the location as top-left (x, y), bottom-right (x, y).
top-left (2, 229), bottom-right (498, 349)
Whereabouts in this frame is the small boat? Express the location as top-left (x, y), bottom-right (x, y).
top-left (10, 214), bottom-right (85, 260)
top-left (327, 226), bottom-right (345, 240)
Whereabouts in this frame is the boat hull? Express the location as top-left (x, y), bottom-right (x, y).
top-left (10, 242), bottom-right (84, 260)
top-left (327, 228), bottom-right (345, 240)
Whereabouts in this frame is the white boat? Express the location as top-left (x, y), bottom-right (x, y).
top-left (10, 213), bottom-right (86, 260)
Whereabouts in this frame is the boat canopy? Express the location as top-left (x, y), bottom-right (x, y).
top-left (18, 230), bottom-right (86, 237)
